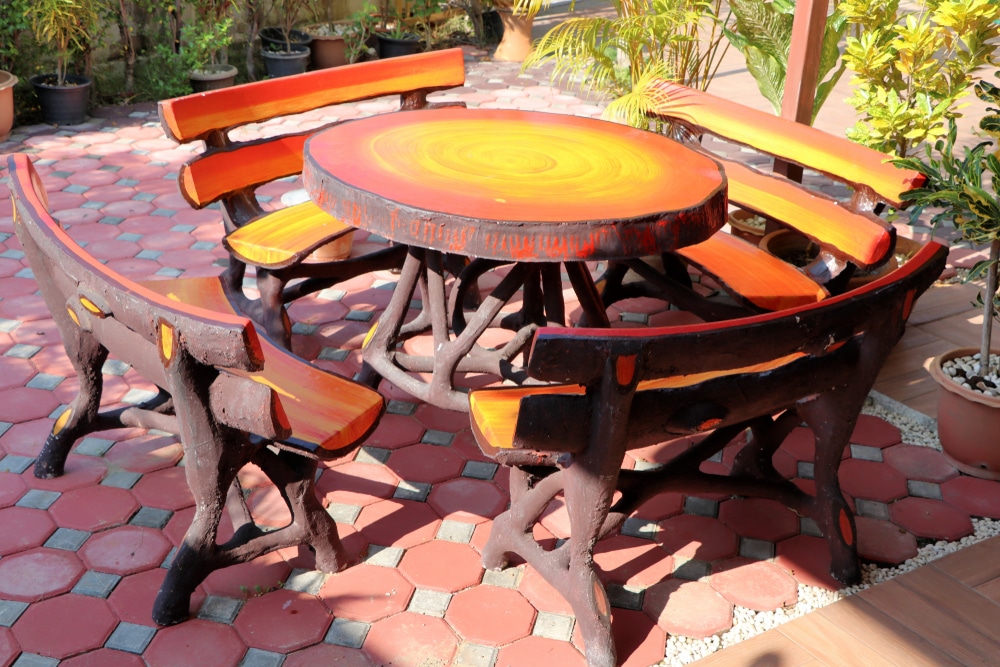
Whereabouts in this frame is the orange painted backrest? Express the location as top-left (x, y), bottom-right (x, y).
top-left (648, 81), bottom-right (925, 208)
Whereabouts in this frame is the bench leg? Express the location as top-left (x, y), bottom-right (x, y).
top-left (34, 329), bottom-right (107, 479)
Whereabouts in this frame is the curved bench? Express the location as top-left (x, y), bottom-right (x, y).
top-left (8, 153), bottom-right (384, 627)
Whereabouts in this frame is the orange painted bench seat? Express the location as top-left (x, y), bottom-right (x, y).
top-left (158, 49), bottom-right (467, 345)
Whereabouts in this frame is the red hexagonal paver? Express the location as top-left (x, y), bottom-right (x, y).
top-left (446, 585), bottom-right (536, 645)
top-left (855, 516), bottom-right (918, 565)
top-left (643, 578), bottom-right (733, 638)
top-left (657, 514), bottom-right (739, 562)
top-left (709, 557), bottom-right (798, 611)
top-left (109, 567), bottom-right (202, 626)
top-left (889, 496), bottom-right (974, 541)
top-left (851, 414), bottom-right (902, 448)
top-left (593, 535), bottom-right (674, 588)
top-left (838, 459), bottom-right (908, 503)
top-left (284, 643), bottom-right (374, 667)
top-left (773, 534), bottom-right (842, 590)
top-left (234, 589), bottom-right (332, 652)
top-left (496, 635), bottom-right (585, 666)
top-left (105, 433), bottom-right (183, 474)
top-left (0, 507), bottom-right (55, 556)
top-left (518, 564), bottom-right (573, 614)
top-left (386, 443), bottom-right (466, 484)
top-left (398, 540), bottom-right (483, 592)
top-left (414, 404), bottom-right (471, 433)
top-left (144, 619), bottom-right (247, 667)
top-left (883, 444), bottom-right (959, 483)
top-left (718, 498), bottom-right (799, 542)
top-left (1, 419), bottom-right (57, 458)
top-left (0, 356), bottom-right (36, 391)
top-left (60, 648), bottom-right (147, 667)
top-left (631, 492), bottom-right (684, 522)
top-left (201, 550), bottom-right (292, 599)
top-left (941, 475), bottom-right (1000, 519)
top-left (779, 426), bottom-right (816, 462)
top-left (0, 387), bottom-right (58, 423)
top-left (131, 467), bottom-right (194, 511)
top-left (427, 478), bottom-right (508, 524)
top-left (539, 496), bottom-right (571, 539)
top-left (0, 472), bottom-right (26, 508)
top-left (316, 461), bottom-right (399, 507)
top-left (612, 608), bottom-right (667, 667)
top-left (78, 525), bottom-right (172, 575)
top-left (0, 547), bottom-right (85, 601)
top-left (49, 485), bottom-right (139, 531)
top-left (21, 455), bottom-right (107, 493)
top-left (246, 485), bottom-right (292, 527)
top-left (364, 612), bottom-right (459, 667)
top-left (12, 594), bottom-right (116, 658)
top-left (320, 564), bottom-right (414, 622)
top-left (364, 414), bottom-right (425, 450)
top-left (354, 499), bottom-right (441, 549)
top-left (0, 628), bottom-right (19, 667)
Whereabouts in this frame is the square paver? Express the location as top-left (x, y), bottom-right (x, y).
top-left (102, 470), bottom-right (143, 489)
top-left (72, 571), bottom-right (121, 598)
top-left (75, 437), bottom-right (115, 456)
top-left (606, 584), bottom-right (644, 611)
top-left (238, 648), bottom-right (284, 667)
top-left (326, 503), bottom-right (362, 524)
top-left (46, 528), bottom-right (91, 551)
top-left (683, 497), bottom-right (719, 517)
top-left (105, 622), bottom-right (157, 654)
top-left (325, 618), bottom-right (370, 649)
top-left (482, 567), bottom-right (520, 589)
top-left (394, 480), bottom-right (431, 502)
top-left (355, 446), bottom-right (391, 465)
top-left (386, 400), bottom-right (418, 416)
top-left (197, 596), bottom-right (243, 624)
top-left (12, 654), bottom-right (58, 667)
top-left (421, 430), bottom-right (454, 446)
top-left (462, 460), bottom-right (497, 480)
top-left (436, 520), bottom-right (475, 543)
top-left (739, 537), bottom-right (775, 560)
top-left (533, 612), bottom-right (575, 640)
top-left (16, 489), bottom-right (60, 510)
top-left (283, 568), bottom-right (326, 594)
top-left (409, 588), bottom-right (452, 617)
top-left (621, 518), bottom-right (659, 540)
top-left (0, 455), bottom-right (33, 474)
top-left (26, 373), bottom-right (63, 390)
top-left (0, 600), bottom-right (29, 626)
top-left (130, 507), bottom-right (173, 529)
top-left (366, 545), bottom-right (405, 568)
top-left (453, 642), bottom-right (498, 667)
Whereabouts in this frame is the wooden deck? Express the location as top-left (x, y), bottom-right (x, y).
top-left (693, 536), bottom-right (1000, 666)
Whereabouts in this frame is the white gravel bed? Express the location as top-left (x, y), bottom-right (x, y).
top-left (655, 397), bottom-right (1000, 666)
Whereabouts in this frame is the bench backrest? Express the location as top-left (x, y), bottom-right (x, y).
top-left (158, 48), bottom-right (467, 224)
top-left (7, 153), bottom-right (291, 440)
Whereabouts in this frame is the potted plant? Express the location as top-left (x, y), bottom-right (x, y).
top-left (0, 0), bottom-right (28, 139)
top-left (375, 5), bottom-right (421, 58)
top-left (892, 77), bottom-right (1000, 478)
top-left (26, 0), bottom-right (100, 126)
top-left (261, 0), bottom-right (312, 77)
top-left (182, 0), bottom-right (241, 91)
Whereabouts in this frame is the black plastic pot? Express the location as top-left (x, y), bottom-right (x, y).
top-left (189, 64), bottom-right (238, 93)
top-left (483, 9), bottom-right (504, 44)
top-left (30, 74), bottom-right (91, 126)
top-left (260, 27), bottom-right (313, 51)
top-left (376, 33), bottom-right (421, 58)
top-left (262, 44), bottom-right (312, 78)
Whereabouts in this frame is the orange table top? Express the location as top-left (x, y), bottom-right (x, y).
top-left (303, 108), bottom-right (728, 261)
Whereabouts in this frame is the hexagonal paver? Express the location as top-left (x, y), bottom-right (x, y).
top-left (773, 534), bottom-right (842, 590)
top-left (496, 635), bottom-right (585, 666)
top-left (110, 567), bottom-right (187, 627)
top-left (883, 444), bottom-right (959, 483)
top-left (49, 485), bottom-right (139, 531)
top-left (709, 558), bottom-right (798, 611)
top-left (446, 585), bottom-right (536, 645)
top-left (105, 433), bottom-right (183, 474)
top-left (386, 443), bottom-right (466, 485)
top-left (855, 516), bottom-right (918, 565)
top-left (201, 550), bottom-right (292, 599)
top-left (657, 514), bottom-right (739, 562)
top-left (364, 414), bottom-right (426, 450)
top-left (234, 589), bottom-right (332, 652)
top-left (0, 387), bottom-right (58, 424)
top-left (889, 496), bottom-right (974, 541)
top-left (0, 547), bottom-right (85, 601)
top-left (611, 608), bottom-right (667, 667)
top-left (79, 525), bottom-right (172, 575)
top-left (631, 492), bottom-right (684, 522)
top-left (0, 627), bottom-right (16, 667)
top-left (518, 564), bottom-right (573, 615)
top-left (643, 579), bottom-right (733, 638)
top-left (21, 455), bottom-right (107, 493)
top-left (398, 540), bottom-right (484, 592)
top-left (538, 496), bottom-right (571, 539)
top-left (12, 594), bottom-right (116, 658)
top-left (1, 419), bottom-right (59, 457)
top-left (363, 612), bottom-right (459, 667)
top-left (941, 476), bottom-right (1000, 519)
top-left (354, 499), bottom-right (441, 549)
top-left (428, 478), bottom-right (508, 524)
top-left (130, 467), bottom-right (194, 511)
top-left (850, 414), bottom-right (902, 448)
top-left (246, 485), bottom-right (292, 527)
top-left (717, 498), bottom-right (800, 543)
top-left (838, 459), bottom-right (908, 503)
top-left (0, 507), bottom-right (55, 555)
top-left (593, 535), bottom-right (674, 588)
top-left (0, 472), bottom-right (27, 507)
top-left (779, 426), bottom-right (816, 462)
top-left (284, 643), bottom-right (374, 667)
top-left (316, 461), bottom-right (400, 506)
top-left (320, 564), bottom-right (415, 622)
top-left (144, 619), bottom-right (246, 667)
top-left (60, 648), bottom-right (147, 667)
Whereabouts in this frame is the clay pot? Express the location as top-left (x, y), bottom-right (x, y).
top-left (493, 8), bottom-right (534, 62)
top-left (0, 71), bottom-right (17, 141)
top-left (727, 208), bottom-right (766, 244)
top-left (929, 347), bottom-right (1000, 479)
top-left (310, 34), bottom-right (348, 69)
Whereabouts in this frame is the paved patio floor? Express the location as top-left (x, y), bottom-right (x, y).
top-left (0, 44), bottom-right (998, 667)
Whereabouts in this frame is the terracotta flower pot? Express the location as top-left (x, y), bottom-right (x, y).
top-left (310, 34), bottom-right (348, 69)
top-left (493, 8), bottom-right (534, 62)
top-left (929, 347), bottom-right (1000, 479)
top-left (0, 70), bottom-right (17, 141)
top-left (727, 208), bottom-right (766, 244)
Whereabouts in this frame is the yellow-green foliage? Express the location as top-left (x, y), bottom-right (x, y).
top-left (841, 0), bottom-right (1000, 156)
top-left (25, 0), bottom-right (101, 85)
top-left (522, 0), bottom-right (729, 128)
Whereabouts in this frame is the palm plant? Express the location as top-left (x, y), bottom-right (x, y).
top-left (521, 0), bottom-right (730, 128)
top-left (724, 0), bottom-right (847, 123)
top-left (26, 0), bottom-right (101, 86)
